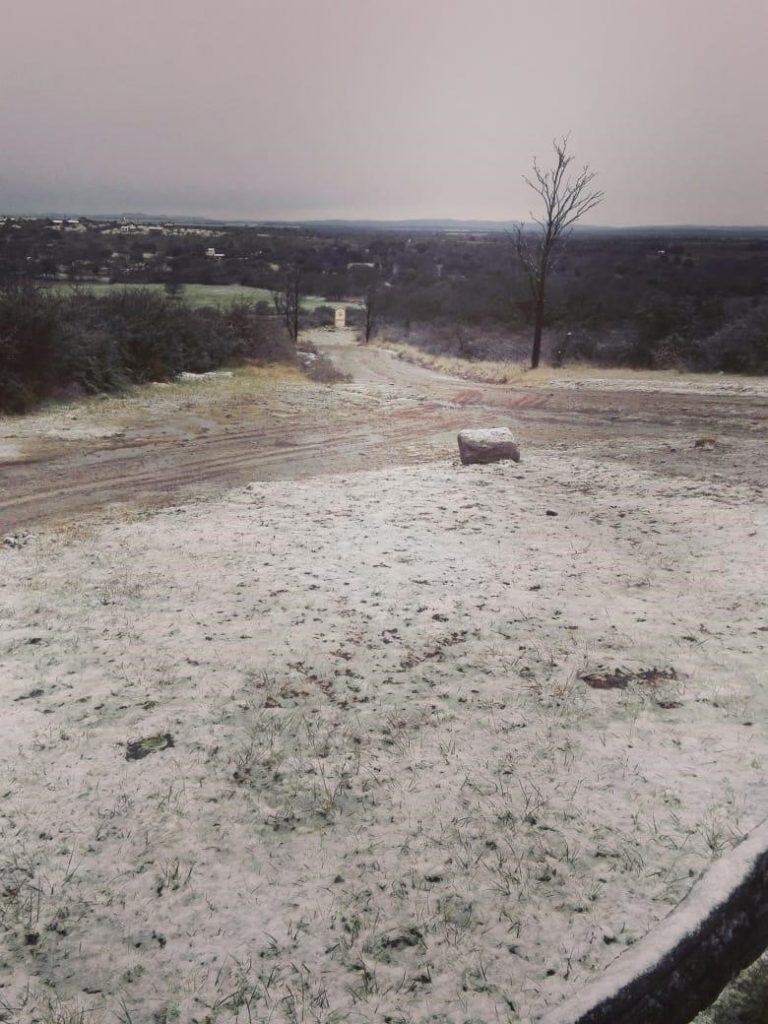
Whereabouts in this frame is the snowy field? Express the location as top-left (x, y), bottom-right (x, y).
top-left (1, 450), bottom-right (767, 1023)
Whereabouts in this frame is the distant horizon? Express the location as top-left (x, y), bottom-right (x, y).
top-left (3, 208), bottom-right (768, 233)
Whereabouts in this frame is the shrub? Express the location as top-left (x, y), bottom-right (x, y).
top-left (697, 303), bottom-right (768, 374)
top-left (0, 284), bottom-right (294, 414)
top-left (303, 352), bottom-right (351, 383)
top-left (224, 304), bottom-right (294, 362)
top-left (0, 283), bottom-right (59, 411)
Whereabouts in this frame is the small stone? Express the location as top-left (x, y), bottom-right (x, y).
top-left (423, 866), bottom-right (444, 883)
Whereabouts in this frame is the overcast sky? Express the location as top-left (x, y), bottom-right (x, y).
top-left (1, 0), bottom-right (766, 224)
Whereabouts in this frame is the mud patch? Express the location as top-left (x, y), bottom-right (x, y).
top-left (583, 666), bottom-right (678, 691)
top-left (125, 733), bottom-right (175, 760)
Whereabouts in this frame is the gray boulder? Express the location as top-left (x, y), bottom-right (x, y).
top-left (457, 427), bottom-right (520, 466)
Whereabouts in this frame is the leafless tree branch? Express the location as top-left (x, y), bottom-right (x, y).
top-left (514, 137), bottom-right (604, 368)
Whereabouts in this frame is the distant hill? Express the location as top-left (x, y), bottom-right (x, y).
top-left (291, 219), bottom-right (768, 236)
top-left (4, 211), bottom-right (767, 236)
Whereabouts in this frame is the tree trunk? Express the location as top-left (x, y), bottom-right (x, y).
top-left (290, 278), bottom-right (300, 343)
top-left (531, 295), bottom-right (545, 368)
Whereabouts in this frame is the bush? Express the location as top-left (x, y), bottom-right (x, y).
top-left (224, 304), bottom-right (294, 362)
top-left (303, 351), bottom-right (351, 383)
top-left (381, 318), bottom-right (535, 363)
top-left (0, 283), bottom-right (59, 411)
top-left (0, 284), bottom-right (294, 414)
top-left (697, 304), bottom-right (768, 374)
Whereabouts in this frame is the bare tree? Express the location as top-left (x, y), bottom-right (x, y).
top-left (515, 136), bottom-right (604, 368)
top-left (271, 262), bottom-right (302, 343)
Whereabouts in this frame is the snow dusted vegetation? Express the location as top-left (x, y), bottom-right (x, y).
top-left (2, 448), bottom-right (767, 1023)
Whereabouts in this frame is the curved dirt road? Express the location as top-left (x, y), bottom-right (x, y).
top-left (1, 328), bottom-right (766, 533)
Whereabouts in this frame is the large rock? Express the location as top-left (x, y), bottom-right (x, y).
top-left (457, 427), bottom-right (520, 466)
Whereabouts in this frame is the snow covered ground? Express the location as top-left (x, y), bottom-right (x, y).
top-left (1, 449), bottom-right (767, 1023)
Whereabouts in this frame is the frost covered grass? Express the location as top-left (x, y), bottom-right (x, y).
top-left (1, 453), bottom-right (767, 1022)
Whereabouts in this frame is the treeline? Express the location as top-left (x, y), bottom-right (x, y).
top-left (4, 217), bottom-right (768, 374)
top-left (0, 285), bottom-right (292, 413)
top-left (364, 231), bottom-right (768, 370)
top-left (383, 298), bottom-right (768, 374)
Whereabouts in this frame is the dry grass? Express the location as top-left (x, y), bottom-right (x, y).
top-left (379, 341), bottom-right (531, 384)
top-left (87, 361), bottom-right (306, 423)
top-left (377, 340), bottom-right (768, 394)
top-left (0, 362), bottom-right (306, 443)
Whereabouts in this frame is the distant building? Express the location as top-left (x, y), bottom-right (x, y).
top-left (334, 307), bottom-right (346, 329)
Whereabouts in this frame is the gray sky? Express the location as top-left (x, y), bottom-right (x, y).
top-left (1, 0), bottom-right (766, 224)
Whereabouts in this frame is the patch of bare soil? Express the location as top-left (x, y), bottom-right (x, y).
top-left (2, 330), bottom-right (768, 534)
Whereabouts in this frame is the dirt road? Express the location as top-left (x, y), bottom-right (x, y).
top-left (1, 328), bottom-right (766, 533)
